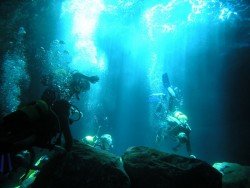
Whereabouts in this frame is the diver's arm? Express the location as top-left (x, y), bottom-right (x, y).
top-left (81, 75), bottom-right (99, 83)
top-left (53, 100), bottom-right (73, 151)
top-left (60, 116), bottom-right (73, 151)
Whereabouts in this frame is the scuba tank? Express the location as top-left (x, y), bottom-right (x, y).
top-left (19, 100), bottom-right (49, 122)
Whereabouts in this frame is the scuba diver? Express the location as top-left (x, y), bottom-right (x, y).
top-left (38, 71), bottom-right (100, 146)
top-left (82, 134), bottom-right (113, 151)
top-left (41, 71), bottom-right (99, 101)
top-left (0, 89), bottom-right (73, 153)
top-left (156, 111), bottom-right (195, 158)
top-left (95, 134), bottom-right (113, 151)
top-left (0, 70), bottom-right (91, 182)
top-left (69, 72), bottom-right (99, 100)
top-left (154, 72), bottom-right (195, 158)
top-left (81, 126), bottom-right (113, 151)
top-left (0, 88), bottom-right (75, 183)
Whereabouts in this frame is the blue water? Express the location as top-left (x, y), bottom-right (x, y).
top-left (1, 0), bottom-right (250, 164)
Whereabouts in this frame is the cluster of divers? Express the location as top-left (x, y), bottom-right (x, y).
top-left (0, 70), bottom-right (195, 187)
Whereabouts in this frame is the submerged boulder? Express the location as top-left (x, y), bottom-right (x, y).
top-left (122, 146), bottom-right (222, 188)
top-left (213, 162), bottom-right (250, 188)
top-left (32, 141), bottom-right (130, 188)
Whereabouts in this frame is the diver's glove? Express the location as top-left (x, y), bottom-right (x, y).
top-left (189, 154), bottom-right (196, 159)
top-left (88, 76), bottom-right (99, 84)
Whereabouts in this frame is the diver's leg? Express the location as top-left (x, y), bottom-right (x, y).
top-left (168, 96), bottom-right (175, 113)
top-left (172, 141), bottom-right (182, 153)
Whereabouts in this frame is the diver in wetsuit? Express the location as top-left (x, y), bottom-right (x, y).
top-left (38, 72), bottom-right (99, 147)
top-left (155, 73), bottom-right (195, 158)
top-left (41, 71), bottom-right (99, 101)
top-left (0, 71), bottom-right (99, 180)
top-left (95, 134), bottom-right (113, 151)
top-left (156, 110), bottom-right (195, 158)
top-left (0, 89), bottom-right (73, 153)
top-left (165, 111), bottom-right (194, 157)
top-left (0, 89), bottom-right (73, 182)
top-left (69, 72), bottom-right (99, 100)
top-left (81, 124), bottom-right (113, 152)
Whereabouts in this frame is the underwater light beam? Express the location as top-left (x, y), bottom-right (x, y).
top-left (61, 0), bottom-right (106, 72)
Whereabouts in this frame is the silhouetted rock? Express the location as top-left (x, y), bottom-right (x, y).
top-left (32, 141), bottom-right (130, 188)
top-left (213, 162), bottom-right (250, 188)
top-left (122, 146), bottom-right (222, 188)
